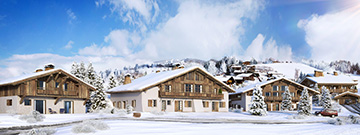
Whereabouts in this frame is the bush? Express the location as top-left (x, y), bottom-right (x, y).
top-left (19, 111), bottom-right (45, 123)
top-left (72, 120), bottom-right (110, 133)
top-left (20, 127), bottom-right (56, 135)
top-left (347, 115), bottom-right (359, 124)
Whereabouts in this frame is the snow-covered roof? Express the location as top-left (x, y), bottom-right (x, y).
top-left (233, 77), bottom-right (319, 94)
top-left (215, 76), bottom-right (232, 82)
top-left (334, 91), bottom-right (360, 99)
top-left (304, 75), bottom-right (357, 85)
top-left (0, 68), bottom-right (95, 89)
top-left (107, 66), bottom-right (234, 93)
top-left (237, 73), bottom-right (253, 77)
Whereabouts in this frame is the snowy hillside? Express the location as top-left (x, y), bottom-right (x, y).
top-left (256, 63), bottom-right (318, 80)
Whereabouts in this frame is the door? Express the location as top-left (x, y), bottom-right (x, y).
top-left (35, 100), bottom-right (44, 114)
top-left (212, 102), bottom-right (219, 112)
top-left (161, 100), bottom-right (166, 111)
top-left (175, 101), bottom-right (183, 112)
top-left (64, 101), bottom-right (72, 114)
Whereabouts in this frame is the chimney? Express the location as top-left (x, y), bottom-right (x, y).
top-left (35, 68), bottom-right (43, 72)
top-left (44, 63), bottom-right (55, 71)
top-left (314, 70), bottom-right (324, 77)
top-left (156, 70), bottom-right (160, 73)
top-left (124, 73), bottom-right (131, 85)
top-left (334, 71), bottom-right (338, 76)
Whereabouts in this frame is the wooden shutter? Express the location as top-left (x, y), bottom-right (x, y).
top-left (148, 100), bottom-right (152, 107)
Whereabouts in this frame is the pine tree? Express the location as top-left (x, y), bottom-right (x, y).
top-left (249, 85), bottom-right (267, 116)
top-left (281, 86), bottom-right (292, 111)
top-left (86, 62), bottom-right (96, 86)
top-left (108, 74), bottom-right (117, 90)
top-left (89, 76), bottom-right (108, 112)
top-left (320, 86), bottom-right (332, 109)
top-left (71, 62), bottom-right (79, 76)
top-left (298, 88), bottom-right (311, 115)
top-left (78, 62), bottom-right (86, 80)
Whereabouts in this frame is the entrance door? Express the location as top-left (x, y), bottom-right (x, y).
top-left (175, 101), bottom-right (183, 112)
top-left (64, 101), bottom-right (72, 114)
top-left (35, 100), bottom-right (44, 114)
top-left (212, 102), bottom-right (219, 112)
top-left (161, 100), bottom-right (166, 111)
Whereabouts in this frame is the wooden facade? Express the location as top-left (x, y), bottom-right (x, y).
top-left (0, 69), bottom-right (95, 103)
top-left (157, 69), bottom-right (232, 100)
top-left (301, 78), bottom-right (358, 94)
top-left (334, 92), bottom-right (360, 105)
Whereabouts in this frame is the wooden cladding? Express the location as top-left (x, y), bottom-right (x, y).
top-left (0, 70), bottom-right (93, 99)
top-left (159, 92), bottom-right (223, 100)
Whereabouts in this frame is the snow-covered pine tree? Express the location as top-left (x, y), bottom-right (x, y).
top-left (298, 88), bottom-right (311, 115)
top-left (89, 76), bottom-right (108, 112)
top-left (78, 62), bottom-right (86, 80)
top-left (70, 62), bottom-right (79, 76)
top-left (107, 74), bottom-right (117, 90)
top-left (320, 86), bottom-right (332, 109)
top-left (281, 86), bottom-right (292, 111)
top-left (86, 62), bottom-right (96, 86)
top-left (249, 85), bottom-right (267, 116)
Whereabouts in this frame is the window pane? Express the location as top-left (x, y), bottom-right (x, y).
top-left (273, 86), bottom-right (278, 91)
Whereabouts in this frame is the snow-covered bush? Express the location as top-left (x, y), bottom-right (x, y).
top-left (281, 86), bottom-right (292, 111)
top-left (328, 118), bottom-right (345, 125)
top-left (72, 120), bottom-right (109, 133)
top-left (19, 111), bottom-right (45, 123)
top-left (347, 115), bottom-right (359, 124)
top-left (320, 86), bottom-right (332, 109)
top-left (328, 115), bottom-right (359, 125)
top-left (126, 104), bottom-right (134, 114)
top-left (298, 88), bottom-right (311, 115)
top-left (20, 127), bottom-right (56, 135)
top-left (249, 85), bottom-right (267, 116)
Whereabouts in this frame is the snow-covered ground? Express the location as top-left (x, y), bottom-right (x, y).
top-left (1, 105), bottom-right (359, 134)
top-left (256, 63), bottom-right (318, 79)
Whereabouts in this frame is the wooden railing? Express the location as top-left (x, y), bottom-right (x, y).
top-left (329, 89), bottom-right (358, 93)
top-left (159, 92), bottom-right (223, 100)
top-left (36, 87), bottom-right (78, 96)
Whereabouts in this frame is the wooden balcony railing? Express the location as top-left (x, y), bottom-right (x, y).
top-left (36, 87), bottom-right (78, 96)
top-left (159, 92), bottom-right (223, 100)
top-left (329, 89), bottom-right (358, 94)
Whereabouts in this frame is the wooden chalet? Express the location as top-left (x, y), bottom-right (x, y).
top-left (0, 64), bottom-right (95, 114)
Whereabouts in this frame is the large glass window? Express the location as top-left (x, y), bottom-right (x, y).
top-left (273, 85), bottom-right (278, 91)
top-left (185, 84), bottom-right (192, 92)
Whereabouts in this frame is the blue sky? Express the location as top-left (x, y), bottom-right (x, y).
top-left (0, 0), bottom-right (360, 79)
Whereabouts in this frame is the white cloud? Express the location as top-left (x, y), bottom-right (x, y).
top-left (298, 6), bottom-right (360, 63)
top-left (64, 40), bottom-right (74, 49)
top-left (66, 9), bottom-right (77, 24)
top-left (244, 34), bottom-right (292, 61)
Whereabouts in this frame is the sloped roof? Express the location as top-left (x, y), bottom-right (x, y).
top-left (0, 69), bottom-right (95, 89)
top-left (107, 66), bottom-right (235, 93)
top-left (304, 74), bottom-right (357, 85)
top-left (233, 77), bottom-right (319, 94)
top-left (334, 91), bottom-right (360, 99)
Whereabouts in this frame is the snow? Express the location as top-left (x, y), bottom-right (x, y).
top-left (107, 66), bottom-right (234, 93)
top-left (233, 78), bottom-right (318, 94)
top-left (306, 74), bottom-right (357, 85)
top-left (256, 63), bottom-right (318, 79)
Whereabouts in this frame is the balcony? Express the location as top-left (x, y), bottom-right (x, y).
top-left (36, 87), bottom-right (78, 96)
top-left (330, 89), bottom-right (358, 94)
top-left (265, 96), bottom-right (299, 101)
top-left (159, 92), bottom-right (223, 100)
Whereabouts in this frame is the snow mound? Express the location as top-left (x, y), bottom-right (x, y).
top-left (72, 120), bottom-right (110, 133)
top-left (328, 115), bottom-right (360, 125)
top-left (20, 127), bottom-right (56, 135)
top-left (19, 111), bottom-right (45, 123)
top-left (256, 63), bottom-right (317, 79)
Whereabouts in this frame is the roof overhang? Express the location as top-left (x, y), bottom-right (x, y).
top-left (334, 92), bottom-right (360, 99)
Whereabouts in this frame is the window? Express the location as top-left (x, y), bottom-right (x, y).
top-left (202, 101), bottom-right (209, 108)
top-left (117, 101), bottom-right (122, 109)
top-left (195, 74), bottom-right (200, 81)
top-left (214, 88), bottom-right (217, 94)
top-left (186, 73), bottom-right (192, 80)
top-left (55, 82), bottom-right (60, 88)
top-left (132, 100), bottom-right (136, 107)
top-left (273, 85), bottom-right (278, 91)
top-left (281, 86), bottom-right (286, 91)
top-left (273, 92), bottom-right (278, 97)
top-left (63, 83), bottom-right (68, 91)
top-left (185, 84), bottom-right (192, 92)
top-left (37, 81), bottom-right (45, 90)
top-left (265, 92), bottom-right (270, 97)
top-left (123, 101), bottom-right (126, 109)
top-left (24, 99), bottom-right (31, 106)
top-left (185, 101), bottom-right (192, 107)
top-left (220, 102), bottom-right (226, 108)
top-left (167, 100), bottom-right (171, 105)
top-left (165, 85), bottom-right (171, 92)
top-left (148, 100), bottom-right (153, 107)
top-left (153, 100), bottom-right (157, 107)
top-left (195, 85), bottom-right (202, 93)
top-left (7, 99), bottom-right (12, 106)
top-left (290, 92), bottom-right (295, 97)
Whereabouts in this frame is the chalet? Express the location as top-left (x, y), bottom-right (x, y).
top-left (0, 64), bottom-right (95, 114)
top-left (301, 70), bottom-right (358, 95)
top-left (333, 91), bottom-right (360, 105)
top-left (230, 78), bottom-right (319, 111)
top-left (107, 66), bottom-right (234, 112)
